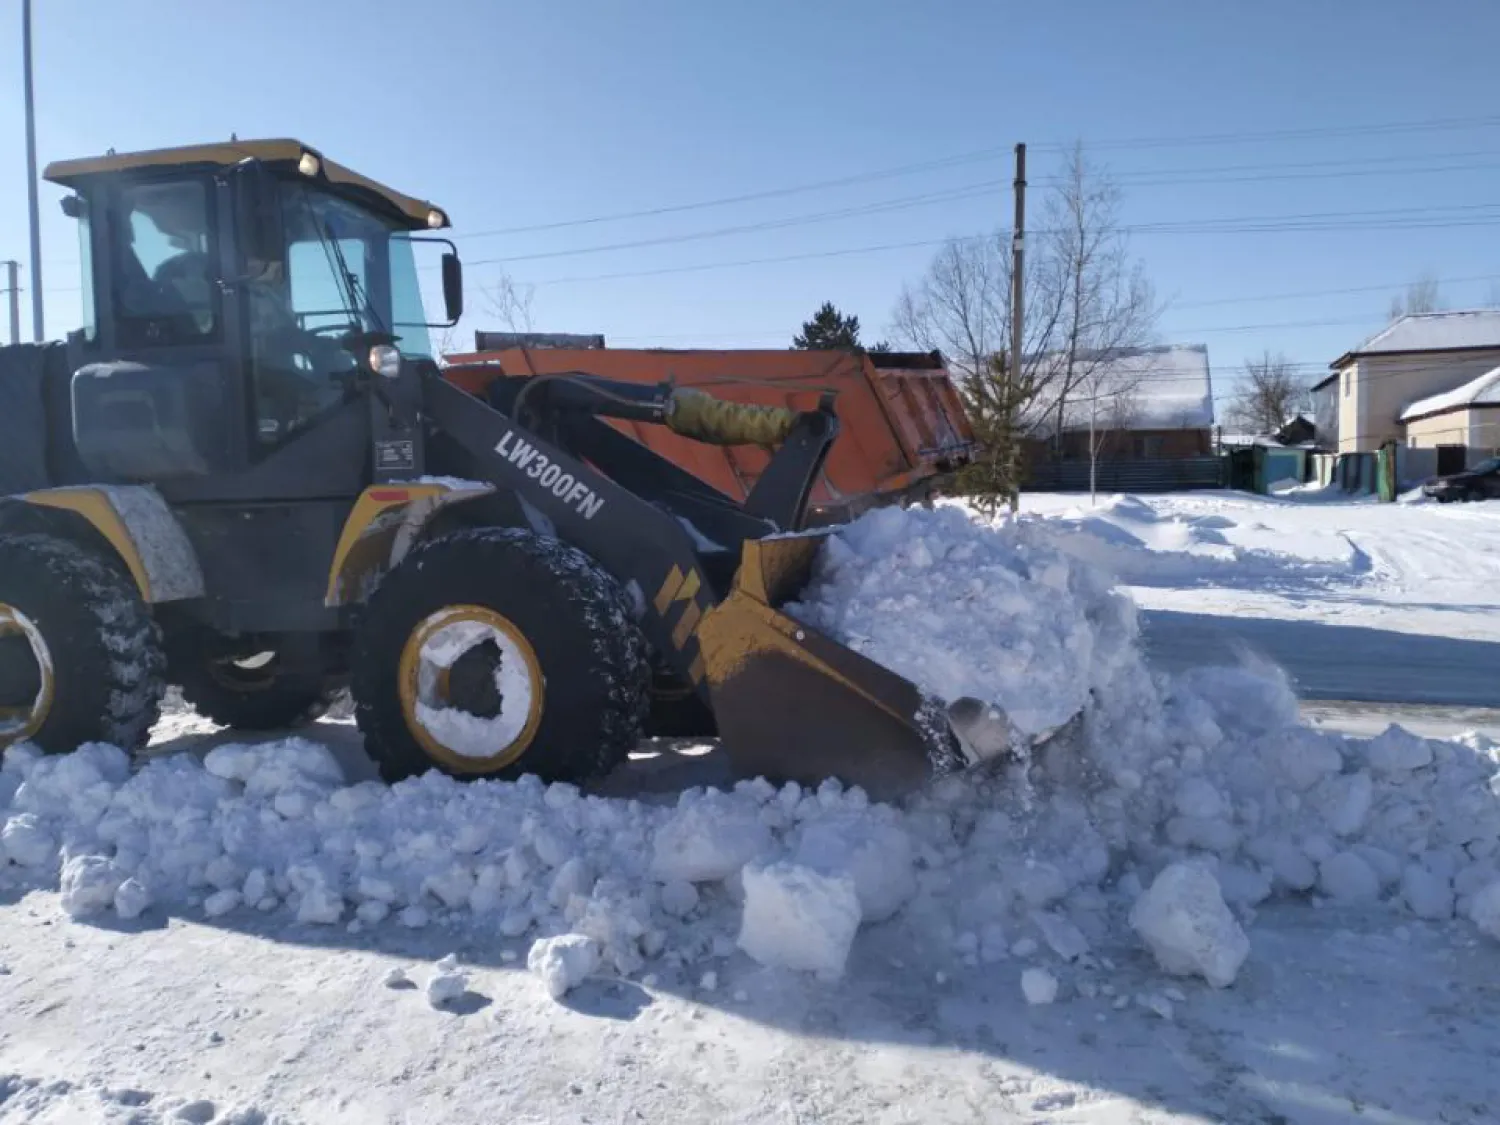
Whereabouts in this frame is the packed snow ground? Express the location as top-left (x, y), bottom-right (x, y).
top-left (1019, 489), bottom-right (1500, 642)
top-left (1018, 490), bottom-right (1500, 708)
top-left (3, 502), bottom-right (1500, 1123)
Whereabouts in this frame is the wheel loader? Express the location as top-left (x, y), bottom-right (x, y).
top-left (0, 139), bottom-right (1000, 799)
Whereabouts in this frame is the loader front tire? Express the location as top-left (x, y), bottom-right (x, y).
top-left (0, 534), bottom-right (165, 754)
top-left (352, 528), bottom-right (649, 785)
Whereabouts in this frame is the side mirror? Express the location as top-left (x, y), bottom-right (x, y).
top-left (231, 158), bottom-right (284, 273)
top-left (441, 252), bottom-right (463, 325)
top-left (60, 195), bottom-right (84, 219)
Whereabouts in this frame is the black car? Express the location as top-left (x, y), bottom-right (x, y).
top-left (1422, 456), bottom-right (1500, 502)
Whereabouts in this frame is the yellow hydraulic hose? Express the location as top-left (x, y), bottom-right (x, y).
top-left (664, 388), bottom-right (798, 447)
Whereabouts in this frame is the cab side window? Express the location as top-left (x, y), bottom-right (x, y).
top-left (112, 180), bottom-right (217, 347)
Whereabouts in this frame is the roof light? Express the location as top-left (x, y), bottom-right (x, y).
top-left (298, 151), bottom-right (321, 178)
top-left (427, 208), bottom-right (448, 229)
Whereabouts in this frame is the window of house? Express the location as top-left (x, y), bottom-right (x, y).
top-left (1344, 370), bottom-right (1351, 397)
top-left (1137, 435), bottom-right (1164, 459)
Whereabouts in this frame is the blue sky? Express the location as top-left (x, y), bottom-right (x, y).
top-left (2, 0), bottom-right (1498, 394)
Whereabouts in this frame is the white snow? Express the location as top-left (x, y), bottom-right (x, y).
top-left (2, 496), bottom-right (1500, 1121)
top-left (59, 854), bottom-right (124, 919)
top-left (791, 807), bottom-right (915, 922)
top-left (410, 614), bottom-right (536, 759)
top-left (1401, 364), bottom-right (1500, 420)
top-left (787, 504), bottom-right (1137, 740)
top-left (650, 790), bottom-right (772, 883)
top-left (737, 861), bottom-right (862, 978)
top-left (1020, 967), bottom-right (1059, 1005)
top-left (1128, 863), bottom-right (1250, 988)
top-left (426, 954), bottom-right (468, 1008)
top-left (527, 933), bottom-right (599, 999)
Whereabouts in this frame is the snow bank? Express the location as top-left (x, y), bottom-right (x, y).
top-left (2, 505), bottom-right (1500, 1001)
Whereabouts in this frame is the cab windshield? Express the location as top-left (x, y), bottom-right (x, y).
top-left (276, 183), bottom-right (433, 359)
top-left (246, 181), bottom-right (433, 447)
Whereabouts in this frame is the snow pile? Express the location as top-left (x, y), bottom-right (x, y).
top-left (2, 505), bottom-right (1500, 1000)
top-left (786, 505), bottom-right (1138, 739)
top-left (1128, 861), bottom-right (1249, 987)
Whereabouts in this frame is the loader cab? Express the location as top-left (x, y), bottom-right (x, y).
top-left (44, 139), bottom-right (462, 502)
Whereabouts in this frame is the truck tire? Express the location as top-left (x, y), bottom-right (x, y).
top-left (0, 533), bottom-right (165, 754)
top-left (352, 528), bottom-right (649, 785)
top-left (171, 639), bottom-right (339, 732)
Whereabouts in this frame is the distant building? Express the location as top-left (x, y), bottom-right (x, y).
top-left (1399, 365), bottom-right (1500, 472)
top-left (1316, 310), bottom-right (1500, 453)
top-left (1030, 343), bottom-right (1215, 460)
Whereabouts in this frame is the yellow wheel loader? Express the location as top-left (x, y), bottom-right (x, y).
top-left (0, 139), bottom-right (992, 799)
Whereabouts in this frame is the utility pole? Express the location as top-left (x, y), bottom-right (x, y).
top-left (22, 0), bottom-right (44, 342)
top-left (2, 261), bottom-right (19, 345)
top-left (1005, 142), bottom-right (1027, 512)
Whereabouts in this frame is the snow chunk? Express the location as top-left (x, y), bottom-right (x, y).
top-left (527, 934), bottom-right (599, 1000)
top-left (203, 889), bottom-right (241, 918)
top-left (1364, 726), bottom-right (1435, 773)
top-left (1468, 881), bottom-right (1500, 941)
top-left (427, 954), bottom-right (469, 1008)
top-left (1401, 864), bottom-right (1454, 920)
top-left (659, 880), bottom-right (699, 918)
top-left (1319, 851), bottom-right (1381, 903)
top-left (651, 792), bottom-right (772, 883)
top-left (1020, 967), bottom-right (1059, 1005)
top-left (792, 809), bottom-right (915, 922)
top-left (2, 813), bottom-right (55, 867)
top-left (738, 861), bottom-right (861, 979)
top-left (1129, 862), bottom-right (1249, 988)
top-left (60, 855), bottom-right (124, 918)
top-left (113, 878), bottom-right (151, 920)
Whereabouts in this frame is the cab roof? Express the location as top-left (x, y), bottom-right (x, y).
top-left (43, 138), bottom-right (450, 230)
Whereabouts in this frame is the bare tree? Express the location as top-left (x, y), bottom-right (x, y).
top-left (889, 144), bottom-right (1157, 510)
top-left (1226, 351), bottom-right (1301, 435)
top-left (1043, 144), bottom-right (1158, 450)
top-left (1075, 362), bottom-right (1143, 503)
top-left (1388, 274), bottom-right (1443, 320)
top-left (484, 272), bottom-right (537, 333)
top-left (889, 234), bottom-right (1066, 512)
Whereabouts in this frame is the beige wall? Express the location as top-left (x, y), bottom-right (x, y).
top-left (1404, 405), bottom-right (1500, 466)
top-left (1336, 348), bottom-right (1500, 452)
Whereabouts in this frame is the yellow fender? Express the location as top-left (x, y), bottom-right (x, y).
top-left (325, 480), bottom-right (496, 607)
top-left (19, 485), bottom-right (205, 604)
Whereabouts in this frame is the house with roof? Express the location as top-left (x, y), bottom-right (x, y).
top-left (1030, 343), bottom-right (1215, 460)
top-left (1314, 310), bottom-right (1500, 455)
top-left (1399, 366), bottom-right (1500, 473)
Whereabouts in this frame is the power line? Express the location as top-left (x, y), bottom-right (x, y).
top-left (456, 115), bottom-right (1500, 239)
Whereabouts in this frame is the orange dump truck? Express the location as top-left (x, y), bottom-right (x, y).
top-left (443, 341), bottom-right (978, 524)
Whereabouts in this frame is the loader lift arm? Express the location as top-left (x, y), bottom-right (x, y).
top-left (421, 373), bottom-right (841, 700)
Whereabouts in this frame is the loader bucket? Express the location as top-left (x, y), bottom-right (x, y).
top-left (695, 534), bottom-right (968, 801)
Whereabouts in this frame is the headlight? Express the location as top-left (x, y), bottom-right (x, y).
top-left (369, 345), bottom-right (402, 379)
top-left (298, 151), bottom-right (322, 178)
top-left (427, 208), bottom-right (448, 229)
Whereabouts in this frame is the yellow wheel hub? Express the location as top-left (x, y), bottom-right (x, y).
top-left (0, 602), bottom-right (54, 746)
top-left (397, 605), bottom-right (544, 773)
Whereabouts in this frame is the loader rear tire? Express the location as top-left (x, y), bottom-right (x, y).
top-left (352, 528), bottom-right (649, 785)
top-left (0, 534), bottom-right (165, 754)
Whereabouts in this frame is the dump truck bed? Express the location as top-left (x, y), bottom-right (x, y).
top-left (443, 348), bottom-right (977, 523)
